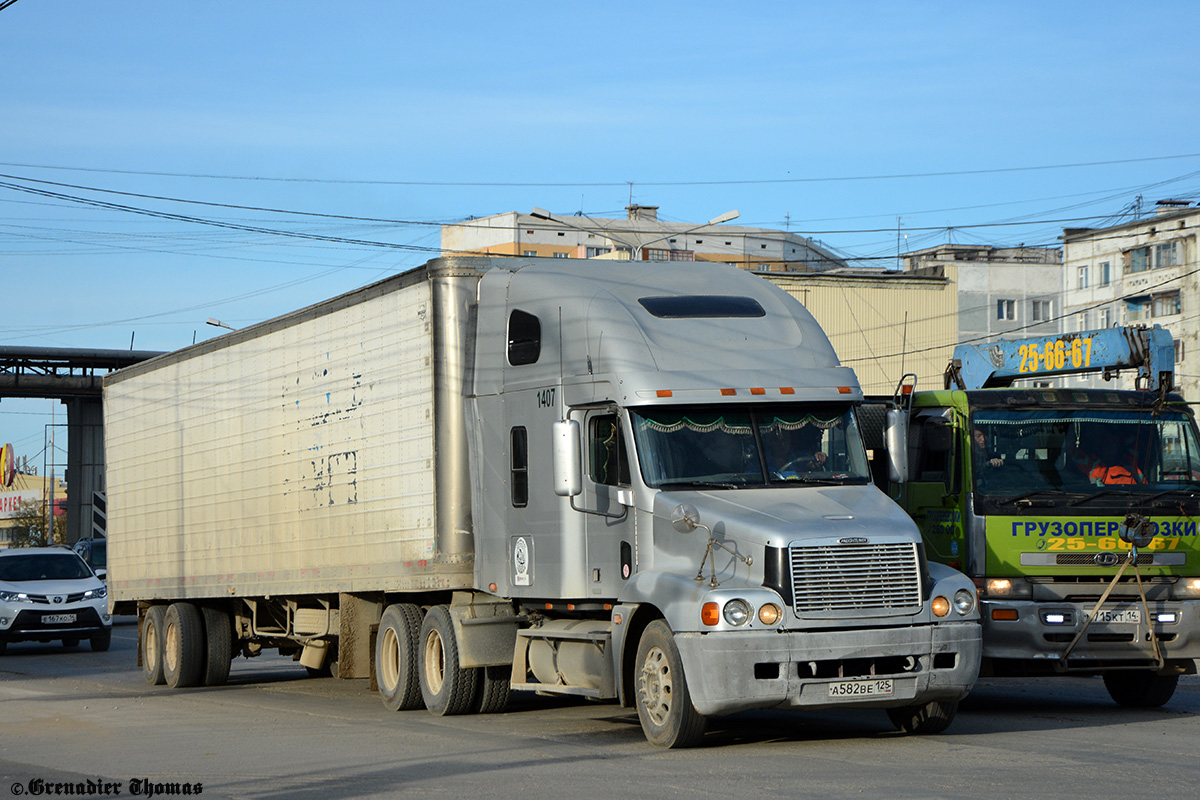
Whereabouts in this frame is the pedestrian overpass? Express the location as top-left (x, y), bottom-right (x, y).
top-left (0, 347), bottom-right (162, 545)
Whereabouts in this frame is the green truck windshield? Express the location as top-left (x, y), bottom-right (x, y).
top-left (971, 408), bottom-right (1200, 503)
top-left (630, 404), bottom-right (871, 488)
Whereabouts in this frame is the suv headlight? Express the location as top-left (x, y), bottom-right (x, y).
top-left (83, 586), bottom-right (108, 600)
top-left (0, 590), bottom-right (32, 603)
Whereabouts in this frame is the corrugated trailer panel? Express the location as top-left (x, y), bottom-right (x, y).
top-left (106, 277), bottom-right (469, 601)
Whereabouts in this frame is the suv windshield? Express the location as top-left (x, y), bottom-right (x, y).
top-left (971, 408), bottom-right (1200, 503)
top-left (0, 553), bottom-right (94, 582)
top-left (630, 404), bottom-right (871, 488)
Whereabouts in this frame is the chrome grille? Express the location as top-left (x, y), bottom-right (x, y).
top-left (790, 541), bottom-right (922, 614)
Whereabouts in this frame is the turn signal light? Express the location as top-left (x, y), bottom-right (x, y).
top-left (992, 608), bottom-right (1019, 621)
top-left (758, 603), bottom-right (782, 625)
top-left (701, 602), bottom-right (720, 626)
top-left (932, 596), bottom-right (950, 617)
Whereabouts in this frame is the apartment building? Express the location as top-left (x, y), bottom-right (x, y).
top-left (1061, 201), bottom-right (1197, 397)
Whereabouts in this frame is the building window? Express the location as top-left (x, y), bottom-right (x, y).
top-left (1100, 262), bottom-right (1111, 286)
top-left (1175, 340), bottom-right (1186, 364)
top-left (586, 246), bottom-right (611, 258)
top-left (695, 239), bottom-right (703, 244)
top-left (1099, 307), bottom-right (1112, 328)
top-left (1157, 242), bottom-right (1180, 268)
top-left (552, 252), bottom-right (568, 258)
top-left (760, 244), bottom-right (768, 249)
top-left (1126, 297), bottom-right (1150, 321)
top-left (645, 248), bottom-right (670, 262)
top-left (1077, 267), bottom-right (1089, 290)
top-left (1127, 246), bottom-right (1151, 273)
top-left (523, 250), bottom-right (536, 257)
top-left (557, 232), bottom-right (565, 237)
top-left (1077, 312), bottom-right (1089, 331)
top-left (997, 299), bottom-right (1015, 320)
top-left (510, 427), bottom-right (528, 508)
top-left (1153, 291), bottom-right (1181, 317)
top-left (1032, 300), bottom-right (1052, 322)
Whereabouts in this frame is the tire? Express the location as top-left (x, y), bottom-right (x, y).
top-left (886, 699), bottom-right (959, 734)
top-left (418, 605), bottom-right (478, 716)
top-left (142, 606), bottom-right (167, 685)
top-left (633, 620), bottom-right (706, 748)
top-left (163, 602), bottom-right (205, 688)
top-left (376, 604), bottom-right (424, 711)
top-left (61, 637), bottom-right (80, 649)
top-left (200, 606), bottom-right (233, 686)
top-left (90, 628), bottom-right (112, 652)
top-left (1103, 670), bottom-right (1179, 708)
top-left (473, 665), bottom-right (512, 714)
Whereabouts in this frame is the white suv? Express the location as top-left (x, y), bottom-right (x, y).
top-left (0, 547), bottom-right (112, 653)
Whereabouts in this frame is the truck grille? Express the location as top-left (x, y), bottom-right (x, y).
top-left (790, 541), bottom-right (922, 614)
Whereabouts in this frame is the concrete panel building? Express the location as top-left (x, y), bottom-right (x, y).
top-left (442, 206), bottom-right (847, 272)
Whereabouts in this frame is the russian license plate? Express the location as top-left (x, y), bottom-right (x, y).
top-left (827, 679), bottom-right (894, 698)
top-left (1094, 608), bottom-right (1140, 624)
top-left (41, 614), bottom-right (77, 625)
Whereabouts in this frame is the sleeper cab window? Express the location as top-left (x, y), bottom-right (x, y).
top-left (511, 426), bottom-right (528, 507)
top-left (508, 309), bottom-right (541, 366)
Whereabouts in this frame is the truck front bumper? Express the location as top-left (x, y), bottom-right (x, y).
top-left (673, 621), bottom-right (981, 718)
top-left (980, 599), bottom-right (1200, 669)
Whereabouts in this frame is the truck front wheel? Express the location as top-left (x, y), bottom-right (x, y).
top-left (634, 620), bottom-right (706, 748)
top-left (1103, 670), bottom-right (1179, 707)
top-left (418, 605), bottom-right (478, 716)
top-left (142, 606), bottom-right (167, 685)
top-left (886, 699), bottom-right (958, 734)
top-left (163, 602), bottom-right (205, 688)
top-left (377, 604), bottom-right (424, 711)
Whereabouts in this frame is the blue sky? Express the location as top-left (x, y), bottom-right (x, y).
top-left (3, 1), bottom-right (1200, 463)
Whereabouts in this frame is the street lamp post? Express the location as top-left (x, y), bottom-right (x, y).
top-left (529, 208), bottom-right (740, 261)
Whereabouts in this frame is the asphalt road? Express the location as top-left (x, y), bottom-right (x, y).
top-left (2, 617), bottom-right (1198, 800)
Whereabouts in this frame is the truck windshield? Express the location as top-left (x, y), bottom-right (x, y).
top-left (629, 404), bottom-right (871, 488)
top-left (971, 408), bottom-right (1200, 503)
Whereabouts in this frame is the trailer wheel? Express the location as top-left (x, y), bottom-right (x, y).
top-left (634, 620), bottom-right (706, 748)
top-left (886, 699), bottom-right (958, 734)
top-left (201, 606), bottom-right (233, 686)
top-left (1103, 670), bottom-right (1179, 707)
top-left (142, 606), bottom-right (167, 685)
top-left (377, 604), bottom-right (424, 711)
top-left (90, 628), bottom-right (111, 652)
top-left (163, 602), bottom-right (205, 688)
top-left (418, 605), bottom-right (478, 716)
top-left (473, 665), bottom-right (512, 714)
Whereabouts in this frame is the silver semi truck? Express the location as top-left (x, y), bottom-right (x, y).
top-left (105, 256), bottom-right (981, 747)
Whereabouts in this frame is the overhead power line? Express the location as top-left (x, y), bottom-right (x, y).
top-left (4, 152), bottom-right (1200, 187)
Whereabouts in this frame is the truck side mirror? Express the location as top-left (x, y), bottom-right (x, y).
top-left (885, 408), bottom-right (909, 484)
top-left (552, 419), bottom-right (582, 497)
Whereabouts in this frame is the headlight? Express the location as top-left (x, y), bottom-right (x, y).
top-left (0, 590), bottom-right (32, 603)
top-left (953, 589), bottom-right (975, 616)
top-left (983, 578), bottom-right (1032, 599)
top-left (931, 596), bottom-right (950, 617)
top-left (1172, 578), bottom-right (1200, 600)
top-left (83, 586), bottom-right (108, 600)
top-left (722, 599), bottom-right (751, 626)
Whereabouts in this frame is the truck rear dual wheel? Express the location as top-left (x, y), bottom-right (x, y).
top-left (419, 605), bottom-right (478, 716)
top-left (377, 603), bottom-right (424, 711)
top-left (161, 602), bottom-right (233, 688)
top-left (634, 620), bottom-right (706, 748)
top-left (1103, 670), bottom-right (1179, 707)
top-left (143, 606), bottom-right (167, 685)
top-left (886, 699), bottom-right (959, 734)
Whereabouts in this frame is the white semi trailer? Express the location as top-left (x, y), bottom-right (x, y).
top-left (105, 256), bottom-right (981, 747)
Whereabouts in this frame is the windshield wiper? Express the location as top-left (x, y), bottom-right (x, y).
top-left (665, 480), bottom-right (745, 490)
top-left (997, 490), bottom-right (1068, 507)
top-left (1068, 488), bottom-right (1142, 507)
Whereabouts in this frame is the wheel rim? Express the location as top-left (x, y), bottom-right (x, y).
top-left (379, 627), bottom-right (400, 693)
top-left (164, 620), bottom-right (178, 674)
top-left (638, 645), bottom-right (672, 727)
top-left (145, 621), bottom-right (159, 673)
top-left (423, 628), bottom-right (445, 696)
